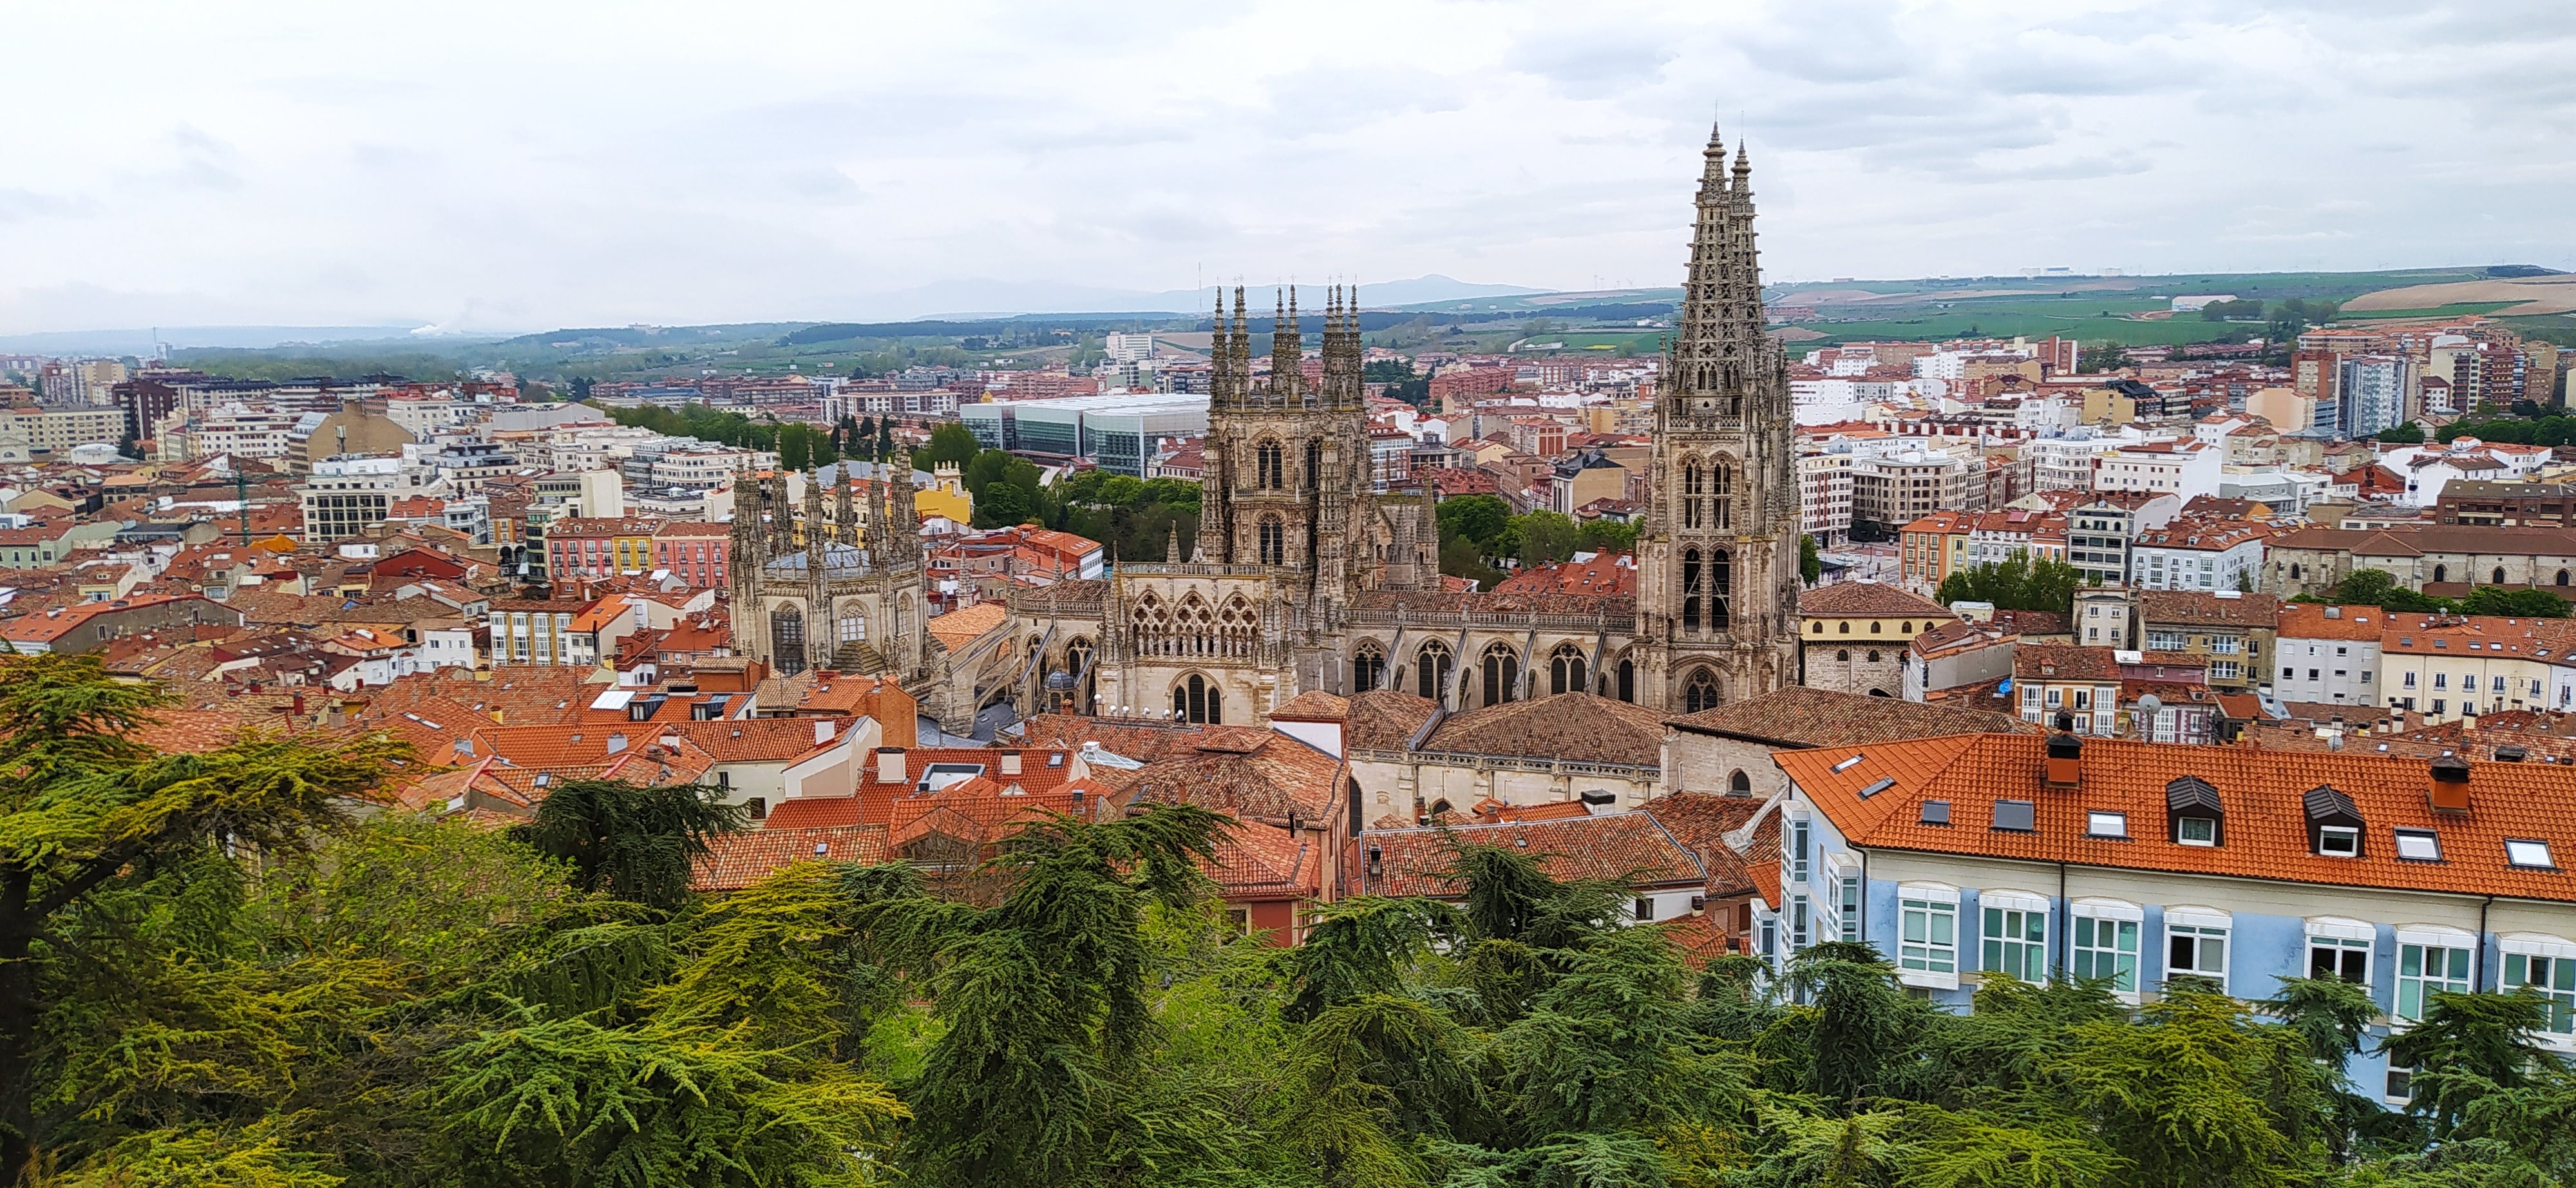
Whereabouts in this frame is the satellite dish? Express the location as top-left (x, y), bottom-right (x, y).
top-left (2137, 693), bottom-right (2163, 716)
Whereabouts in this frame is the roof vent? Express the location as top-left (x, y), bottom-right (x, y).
top-left (2045, 729), bottom-right (2083, 788)
top-left (2494, 745), bottom-right (2528, 763)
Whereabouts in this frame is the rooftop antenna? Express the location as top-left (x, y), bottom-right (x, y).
top-left (235, 466), bottom-right (250, 545)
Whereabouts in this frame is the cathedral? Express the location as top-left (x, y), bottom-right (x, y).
top-left (741, 122), bottom-right (1799, 733)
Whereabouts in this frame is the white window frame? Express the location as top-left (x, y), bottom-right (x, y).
top-left (1838, 872), bottom-right (1862, 943)
top-left (2499, 934), bottom-right (2576, 1042)
top-left (2072, 898), bottom-right (2143, 997)
top-left (1898, 883), bottom-right (1961, 990)
top-left (1981, 890), bottom-right (2050, 984)
top-left (2396, 925), bottom-right (2479, 1022)
top-left (2306, 916), bottom-right (2374, 986)
top-left (2086, 810), bottom-right (2127, 838)
top-left (2164, 906), bottom-right (2233, 992)
top-left (2317, 825), bottom-right (2361, 857)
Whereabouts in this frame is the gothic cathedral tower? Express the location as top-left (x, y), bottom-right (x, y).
top-left (1193, 284), bottom-right (1372, 619)
top-left (1636, 124), bottom-right (1801, 712)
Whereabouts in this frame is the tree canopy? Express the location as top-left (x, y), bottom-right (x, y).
top-left (1934, 552), bottom-right (2084, 614)
top-left (11, 656), bottom-right (2575, 1187)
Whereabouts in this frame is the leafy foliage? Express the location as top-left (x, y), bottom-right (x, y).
top-left (1934, 552), bottom-right (2083, 613)
top-left (14, 657), bottom-right (2574, 1188)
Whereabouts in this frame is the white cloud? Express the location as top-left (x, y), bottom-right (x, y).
top-left (0, 0), bottom-right (2571, 333)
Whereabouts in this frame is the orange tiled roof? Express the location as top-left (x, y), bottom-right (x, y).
top-left (1424, 691), bottom-right (1667, 767)
top-left (2277, 604), bottom-right (2386, 642)
top-left (1667, 686), bottom-right (2036, 746)
top-left (1776, 733), bottom-right (2576, 903)
top-left (1358, 812), bottom-right (1706, 898)
top-left (1125, 727), bottom-right (1343, 823)
top-left (693, 827), bottom-right (889, 891)
top-left (1797, 580), bottom-right (1952, 619)
top-left (1206, 818), bottom-right (1321, 901)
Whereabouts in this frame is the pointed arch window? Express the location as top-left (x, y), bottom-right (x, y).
top-left (1683, 667), bottom-right (1723, 714)
top-left (1416, 640), bottom-right (1454, 702)
top-left (1258, 516), bottom-right (1286, 566)
top-left (1681, 548), bottom-right (1703, 634)
top-left (1616, 655), bottom-right (1636, 703)
top-left (837, 606), bottom-right (866, 643)
top-left (769, 604), bottom-right (806, 676)
top-left (1713, 458), bottom-right (1735, 531)
top-left (1307, 439), bottom-right (1322, 494)
top-left (1482, 642), bottom-right (1521, 707)
top-left (1173, 673), bottom-right (1224, 725)
top-left (1682, 459), bottom-right (1705, 529)
top-left (1354, 643), bottom-right (1387, 692)
top-left (1549, 643), bottom-right (1587, 696)
top-left (1711, 548), bottom-right (1733, 631)
top-left (1256, 440), bottom-right (1285, 490)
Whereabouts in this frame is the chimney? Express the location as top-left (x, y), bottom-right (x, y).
top-left (814, 719), bottom-right (835, 746)
top-left (876, 747), bottom-right (907, 786)
top-left (290, 692), bottom-right (305, 716)
top-left (999, 751), bottom-right (1022, 776)
top-left (2429, 754), bottom-right (2472, 812)
top-left (2045, 721), bottom-right (2083, 788)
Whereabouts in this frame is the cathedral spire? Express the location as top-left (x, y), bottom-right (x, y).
top-left (1211, 289), bottom-right (1231, 407)
top-left (1701, 120), bottom-right (1729, 195)
top-left (1271, 287), bottom-right (1302, 403)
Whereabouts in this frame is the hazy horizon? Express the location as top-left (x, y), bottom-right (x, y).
top-left (5, 1), bottom-right (2570, 338)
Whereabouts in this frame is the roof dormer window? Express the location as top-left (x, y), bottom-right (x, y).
top-left (2316, 825), bottom-right (2361, 857)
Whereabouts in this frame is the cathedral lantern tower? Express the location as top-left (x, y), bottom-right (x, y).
top-left (1636, 124), bottom-right (1801, 712)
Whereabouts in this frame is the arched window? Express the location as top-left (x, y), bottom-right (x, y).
top-left (1259, 516), bottom-right (1285, 566)
top-left (769, 604), bottom-right (806, 676)
top-left (1175, 593), bottom-right (1216, 656)
top-left (837, 607), bottom-right (866, 643)
top-left (1482, 642), bottom-right (1521, 707)
top-left (1549, 643), bottom-right (1587, 695)
top-left (1682, 667), bottom-right (1722, 714)
top-left (1838, 621), bottom-right (1851, 635)
top-left (1681, 548), bottom-right (1703, 633)
top-left (2559, 570), bottom-right (2569, 588)
top-left (1616, 655), bottom-right (1636, 702)
top-left (2494, 567), bottom-right (2508, 584)
top-left (1867, 649), bottom-right (1881, 662)
top-left (1173, 673), bottom-right (1224, 724)
top-left (1307, 439), bottom-right (1322, 493)
top-left (1218, 596), bottom-right (1256, 658)
top-left (1870, 620), bottom-right (1884, 634)
top-left (1710, 548), bottom-right (1733, 631)
top-left (1836, 649), bottom-right (1850, 662)
top-left (1729, 770), bottom-right (1752, 795)
top-left (1809, 621), bottom-right (1823, 634)
top-left (1712, 458), bottom-right (1735, 530)
top-left (1063, 637), bottom-right (1095, 714)
top-left (2434, 564), bottom-right (2448, 584)
top-left (1902, 622), bottom-right (1914, 634)
top-left (1130, 591), bottom-right (1171, 656)
top-left (1353, 643), bottom-right (1387, 692)
top-left (1416, 641), bottom-right (1454, 702)
top-left (1256, 440), bottom-right (1284, 490)
top-left (1681, 457), bottom-right (1704, 530)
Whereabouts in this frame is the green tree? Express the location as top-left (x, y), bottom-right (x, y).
top-left (1513, 510), bottom-right (1580, 566)
top-left (2078, 341), bottom-right (2131, 372)
top-left (0, 654), bottom-right (404, 1183)
top-left (1436, 494), bottom-right (1512, 551)
top-left (2376, 423), bottom-right (2425, 445)
top-left (1576, 518), bottom-right (1638, 554)
top-left (1801, 533), bottom-right (1823, 585)
top-left (2458, 586), bottom-right (2571, 618)
top-left (508, 780), bottom-right (747, 912)
top-left (1439, 536), bottom-right (1503, 591)
top-left (1934, 553), bottom-right (2082, 614)
top-left (916, 421), bottom-right (979, 470)
top-left (2052, 990), bottom-right (2335, 1188)
top-left (2380, 990), bottom-right (2559, 1138)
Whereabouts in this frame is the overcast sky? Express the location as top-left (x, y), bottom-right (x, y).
top-left (3, 0), bottom-right (2571, 335)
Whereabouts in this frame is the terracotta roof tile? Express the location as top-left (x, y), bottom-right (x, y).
top-left (1356, 812), bottom-right (1706, 897)
top-left (1667, 686), bottom-right (2036, 746)
top-left (1124, 729), bottom-right (1343, 823)
top-left (692, 827), bottom-right (889, 891)
top-left (1424, 691), bottom-right (1667, 767)
top-left (1270, 690), bottom-right (1349, 722)
top-left (1776, 734), bottom-right (2576, 904)
top-left (1345, 691), bottom-right (1440, 751)
top-left (1797, 580), bottom-right (1953, 619)
top-left (2139, 590), bottom-right (2280, 628)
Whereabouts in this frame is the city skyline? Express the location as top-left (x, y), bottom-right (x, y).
top-left (3, 0), bottom-right (2571, 335)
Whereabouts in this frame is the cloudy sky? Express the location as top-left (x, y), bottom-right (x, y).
top-left (3, 0), bottom-right (2571, 334)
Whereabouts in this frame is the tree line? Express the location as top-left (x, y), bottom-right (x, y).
top-left (5, 654), bottom-right (2573, 1187)
top-left (2293, 567), bottom-right (2573, 618)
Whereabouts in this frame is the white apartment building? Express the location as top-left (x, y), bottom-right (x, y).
top-left (189, 403), bottom-right (299, 459)
top-left (649, 444), bottom-right (770, 490)
top-left (2382, 620), bottom-right (2556, 723)
top-left (1799, 451), bottom-right (1853, 546)
top-left (1850, 450), bottom-right (1982, 530)
top-left (2025, 432), bottom-right (2123, 492)
top-left (2129, 520), bottom-right (2269, 592)
top-left (2273, 604), bottom-right (2383, 707)
top-left (1104, 332), bottom-right (1157, 363)
top-left (298, 455), bottom-right (429, 542)
top-left (385, 392), bottom-right (470, 439)
top-left (0, 406), bottom-right (129, 455)
top-left (2093, 438), bottom-right (2224, 501)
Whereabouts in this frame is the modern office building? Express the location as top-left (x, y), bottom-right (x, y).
top-left (958, 390), bottom-right (1209, 477)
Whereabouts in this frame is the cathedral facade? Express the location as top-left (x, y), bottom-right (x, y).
top-left (1007, 122), bottom-right (1801, 725)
